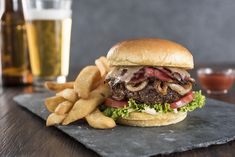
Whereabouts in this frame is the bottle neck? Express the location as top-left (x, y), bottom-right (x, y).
top-left (4, 0), bottom-right (23, 12)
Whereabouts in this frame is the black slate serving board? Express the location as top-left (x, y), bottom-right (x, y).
top-left (14, 93), bottom-right (235, 157)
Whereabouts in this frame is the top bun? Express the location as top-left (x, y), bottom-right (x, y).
top-left (107, 38), bottom-right (194, 69)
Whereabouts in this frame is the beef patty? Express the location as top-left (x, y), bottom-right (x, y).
top-left (107, 78), bottom-right (181, 104)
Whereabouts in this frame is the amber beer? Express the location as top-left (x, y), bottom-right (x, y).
top-left (0, 0), bottom-right (32, 86)
top-left (23, 0), bottom-right (72, 85)
top-left (26, 18), bottom-right (71, 78)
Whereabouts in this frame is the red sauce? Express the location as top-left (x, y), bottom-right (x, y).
top-left (198, 73), bottom-right (234, 91)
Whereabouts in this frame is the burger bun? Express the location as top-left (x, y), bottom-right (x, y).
top-left (117, 111), bottom-right (187, 127)
top-left (107, 38), bottom-right (194, 69)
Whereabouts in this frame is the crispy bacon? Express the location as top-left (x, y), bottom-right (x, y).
top-left (157, 67), bottom-right (195, 83)
top-left (144, 67), bottom-right (172, 81)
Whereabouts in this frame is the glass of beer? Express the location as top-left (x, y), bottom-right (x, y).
top-left (22, 0), bottom-right (72, 86)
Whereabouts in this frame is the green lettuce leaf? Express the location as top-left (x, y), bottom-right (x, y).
top-left (178, 91), bottom-right (206, 112)
top-left (101, 91), bottom-right (206, 120)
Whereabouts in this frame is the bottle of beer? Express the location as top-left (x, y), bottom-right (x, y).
top-left (0, 0), bottom-right (32, 86)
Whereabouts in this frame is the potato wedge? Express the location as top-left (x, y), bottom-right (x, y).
top-left (86, 109), bottom-right (116, 129)
top-left (74, 66), bottom-right (101, 99)
top-left (46, 113), bottom-right (66, 126)
top-left (56, 89), bottom-right (78, 103)
top-left (44, 81), bottom-right (74, 92)
top-left (95, 56), bottom-right (110, 77)
top-left (44, 96), bottom-right (65, 112)
top-left (55, 101), bottom-right (74, 115)
top-left (99, 56), bottom-right (110, 71)
top-left (63, 83), bottom-right (110, 125)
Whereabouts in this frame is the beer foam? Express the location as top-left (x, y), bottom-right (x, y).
top-left (24, 9), bottom-right (72, 20)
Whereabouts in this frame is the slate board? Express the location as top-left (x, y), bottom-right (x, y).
top-left (14, 93), bottom-right (235, 157)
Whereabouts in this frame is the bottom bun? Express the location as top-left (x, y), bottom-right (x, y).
top-left (117, 112), bottom-right (187, 127)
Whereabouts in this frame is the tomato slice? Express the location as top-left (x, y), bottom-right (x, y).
top-left (170, 91), bottom-right (194, 109)
top-left (145, 67), bottom-right (171, 81)
top-left (104, 98), bottom-right (128, 108)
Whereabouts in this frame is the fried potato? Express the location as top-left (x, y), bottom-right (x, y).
top-left (55, 101), bottom-right (74, 115)
top-left (46, 113), bottom-right (66, 126)
top-left (99, 56), bottom-right (110, 71)
top-left (44, 96), bottom-right (65, 112)
top-left (95, 56), bottom-right (110, 77)
top-left (45, 81), bottom-right (74, 92)
top-left (74, 65), bottom-right (101, 99)
top-left (85, 109), bottom-right (116, 129)
top-left (56, 89), bottom-right (78, 103)
top-left (62, 83), bottom-right (111, 125)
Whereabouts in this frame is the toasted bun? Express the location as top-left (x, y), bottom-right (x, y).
top-left (117, 112), bottom-right (187, 127)
top-left (107, 38), bottom-right (194, 69)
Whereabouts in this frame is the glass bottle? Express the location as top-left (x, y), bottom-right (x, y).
top-left (0, 0), bottom-right (32, 86)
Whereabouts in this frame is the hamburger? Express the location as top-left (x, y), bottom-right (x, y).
top-left (100, 38), bottom-right (205, 127)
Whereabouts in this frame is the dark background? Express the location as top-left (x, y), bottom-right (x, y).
top-left (70, 0), bottom-right (235, 73)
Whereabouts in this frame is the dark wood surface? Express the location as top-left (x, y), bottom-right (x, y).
top-left (1, 66), bottom-right (235, 157)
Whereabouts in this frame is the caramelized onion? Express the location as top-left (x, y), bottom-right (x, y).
top-left (125, 80), bottom-right (148, 92)
top-left (185, 77), bottom-right (195, 83)
top-left (167, 83), bottom-right (192, 95)
top-left (155, 81), bottom-right (168, 95)
top-left (167, 67), bottom-right (190, 79)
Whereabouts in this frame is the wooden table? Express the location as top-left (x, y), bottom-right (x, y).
top-left (1, 66), bottom-right (235, 157)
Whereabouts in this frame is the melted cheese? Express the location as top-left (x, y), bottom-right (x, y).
top-left (107, 66), bottom-right (143, 83)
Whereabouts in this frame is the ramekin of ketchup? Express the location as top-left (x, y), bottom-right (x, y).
top-left (197, 68), bottom-right (234, 94)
